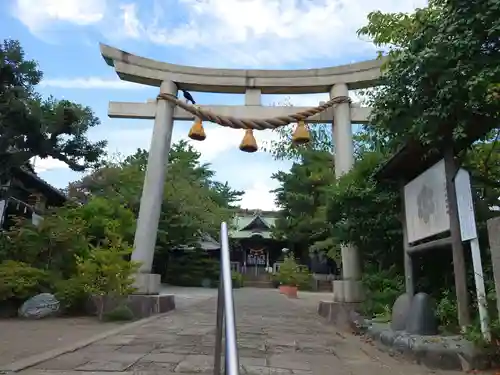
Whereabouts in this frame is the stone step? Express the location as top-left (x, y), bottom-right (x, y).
top-left (244, 280), bottom-right (274, 288)
top-left (243, 274), bottom-right (271, 282)
top-left (317, 280), bottom-right (333, 292)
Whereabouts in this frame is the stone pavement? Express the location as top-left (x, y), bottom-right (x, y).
top-left (20, 288), bottom-right (459, 375)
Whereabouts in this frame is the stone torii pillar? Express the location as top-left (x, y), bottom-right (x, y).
top-left (330, 83), bottom-right (362, 304)
top-left (132, 80), bottom-right (177, 294)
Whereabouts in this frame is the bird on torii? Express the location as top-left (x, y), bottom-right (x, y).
top-left (181, 89), bottom-right (196, 105)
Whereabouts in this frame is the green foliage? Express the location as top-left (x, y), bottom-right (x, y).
top-left (53, 276), bottom-right (88, 314)
top-left (231, 271), bottom-right (244, 289)
top-left (272, 149), bottom-right (336, 260)
top-left (0, 260), bottom-right (52, 302)
top-left (76, 243), bottom-right (139, 297)
top-left (102, 305), bottom-right (135, 322)
top-left (67, 142), bottom-right (241, 279)
top-left (358, 0), bottom-right (500, 149)
top-left (64, 197), bottom-right (136, 245)
top-left (361, 266), bottom-right (404, 317)
top-left (266, 1), bottom-right (500, 342)
top-left (0, 39), bottom-right (106, 180)
top-left (0, 197), bottom-right (136, 279)
top-left (165, 249), bottom-right (220, 287)
top-left (276, 254), bottom-right (312, 288)
top-left (436, 289), bottom-right (459, 332)
top-left (326, 152), bottom-right (402, 270)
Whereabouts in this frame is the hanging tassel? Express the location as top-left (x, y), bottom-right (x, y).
top-left (188, 117), bottom-right (206, 141)
top-left (239, 129), bottom-right (258, 153)
top-left (292, 120), bottom-right (310, 145)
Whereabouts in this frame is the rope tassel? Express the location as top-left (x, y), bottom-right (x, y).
top-left (188, 117), bottom-right (206, 141)
top-left (239, 129), bottom-right (258, 153)
top-left (292, 120), bottom-right (310, 145)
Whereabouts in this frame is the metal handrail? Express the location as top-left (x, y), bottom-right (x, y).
top-left (214, 222), bottom-right (240, 375)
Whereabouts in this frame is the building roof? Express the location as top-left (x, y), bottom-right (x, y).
top-left (12, 167), bottom-right (67, 205)
top-left (230, 210), bottom-right (278, 239)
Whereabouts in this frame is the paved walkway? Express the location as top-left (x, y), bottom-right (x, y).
top-left (21, 288), bottom-right (458, 375)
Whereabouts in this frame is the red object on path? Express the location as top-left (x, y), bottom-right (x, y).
top-left (279, 285), bottom-right (298, 298)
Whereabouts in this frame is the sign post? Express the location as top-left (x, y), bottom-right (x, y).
top-left (455, 169), bottom-right (490, 341)
top-left (403, 160), bottom-right (490, 340)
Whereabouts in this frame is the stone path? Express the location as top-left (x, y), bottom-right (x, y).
top-left (20, 288), bottom-right (459, 375)
top-left (0, 317), bottom-right (125, 367)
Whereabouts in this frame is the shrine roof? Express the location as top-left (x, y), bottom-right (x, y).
top-left (230, 210), bottom-right (278, 239)
top-left (11, 167), bottom-right (67, 205)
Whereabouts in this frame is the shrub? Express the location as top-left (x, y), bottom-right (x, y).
top-left (102, 304), bottom-right (135, 321)
top-left (1, 214), bottom-right (90, 278)
top-left (77, 243), bottom-right (140, 297)
top-left (231, 271), bottom-right (244, 288)
top-left (276, 254), bottom-right (311, 288)
top-left (0, 260), bottom-right (52, 302)
top-left (54, 276), bottom-right (89, 314)
top-left (76, 242), bottom-right (140, 319)
top-left (360, 266), bottom-right (404, 317)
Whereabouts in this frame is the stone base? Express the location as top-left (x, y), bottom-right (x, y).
top-left (332, 279), bottom-right (364, 302)
top-left (126, 294), bottom-right (175, 319)
top-left (88, 294), bottom-right (176, 320)
top-left (317, 300), bottom-right (365, 332)
top-left (365, 323), bottom-right (498, 371)
top-left (133, 273), bottom-right (161, 294)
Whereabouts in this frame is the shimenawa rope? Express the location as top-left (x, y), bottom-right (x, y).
top-left (157, 93), bottom-right (351, 130)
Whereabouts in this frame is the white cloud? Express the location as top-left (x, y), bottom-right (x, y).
top-left (12, 0), bottom-right (106, 35)
top-left (239, 181), bottom-right (279, 211)
top-left (32, 156), bottom-right (69, 173)
top-left (116, 0), bottom-right (427, 66)
top-left (39, 77), bottom-right (147, 90)
top-left (13, 0), bottom-right (427, 66)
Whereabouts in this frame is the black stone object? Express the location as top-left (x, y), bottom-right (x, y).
top-left (405, 292), bottom-right (438, 335)
top-left (390, 293), bottom-right (412, 331)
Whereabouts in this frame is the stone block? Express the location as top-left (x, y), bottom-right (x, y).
top-left (133, 273), bottom-right (161, 294)
top-left (127, 294), bottom-right (175, 319)
top-left (405, 292), bottom-right (438, 335)
top-left (332, 280), bottom-right (364, 302)
top-left (390, 293), bottom-right (412, 331)
top-left (88, 293), bottom-right (175, 319)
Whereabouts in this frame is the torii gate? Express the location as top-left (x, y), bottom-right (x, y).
top-left (100, 43), bottom-right (382, 307)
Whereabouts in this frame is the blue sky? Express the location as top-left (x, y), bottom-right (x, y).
top-left (1, 0), bottom-right (425, 210)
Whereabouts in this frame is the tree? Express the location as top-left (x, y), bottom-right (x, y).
top-left (268, 0), bottom-right (500, 326)
top-left (67, 140), bottom-right (243, 277)
top-left (357, 0), bottom-right (500, 150)
top-left (0, 39), bottom-right (106, 179)
top-left (272, 149), bottom-right (337, 261)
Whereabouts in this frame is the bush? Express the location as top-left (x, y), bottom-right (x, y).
top-left (165, 249), bottom-right (220, 287)
top-left (276, 255), bottom-right (311, 288)
top-left (102, 304), bottom-right (135, 321)
top-left (76, 242), bottom-right (140, 319)
top-left (360, 266), bottom-right (404, 317)
top-left (436, 289), bottom-right (459, 332)
top-left (54, 276), bottom-right (88, 314)
top-left (77, 243), bottom-right (139, 297)
top-left (1, 215), bottom-right (89, 278)
top-left (231, 271), bottom-right (244, 288)
top-left (0, 260), bottom-right (52, 302)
